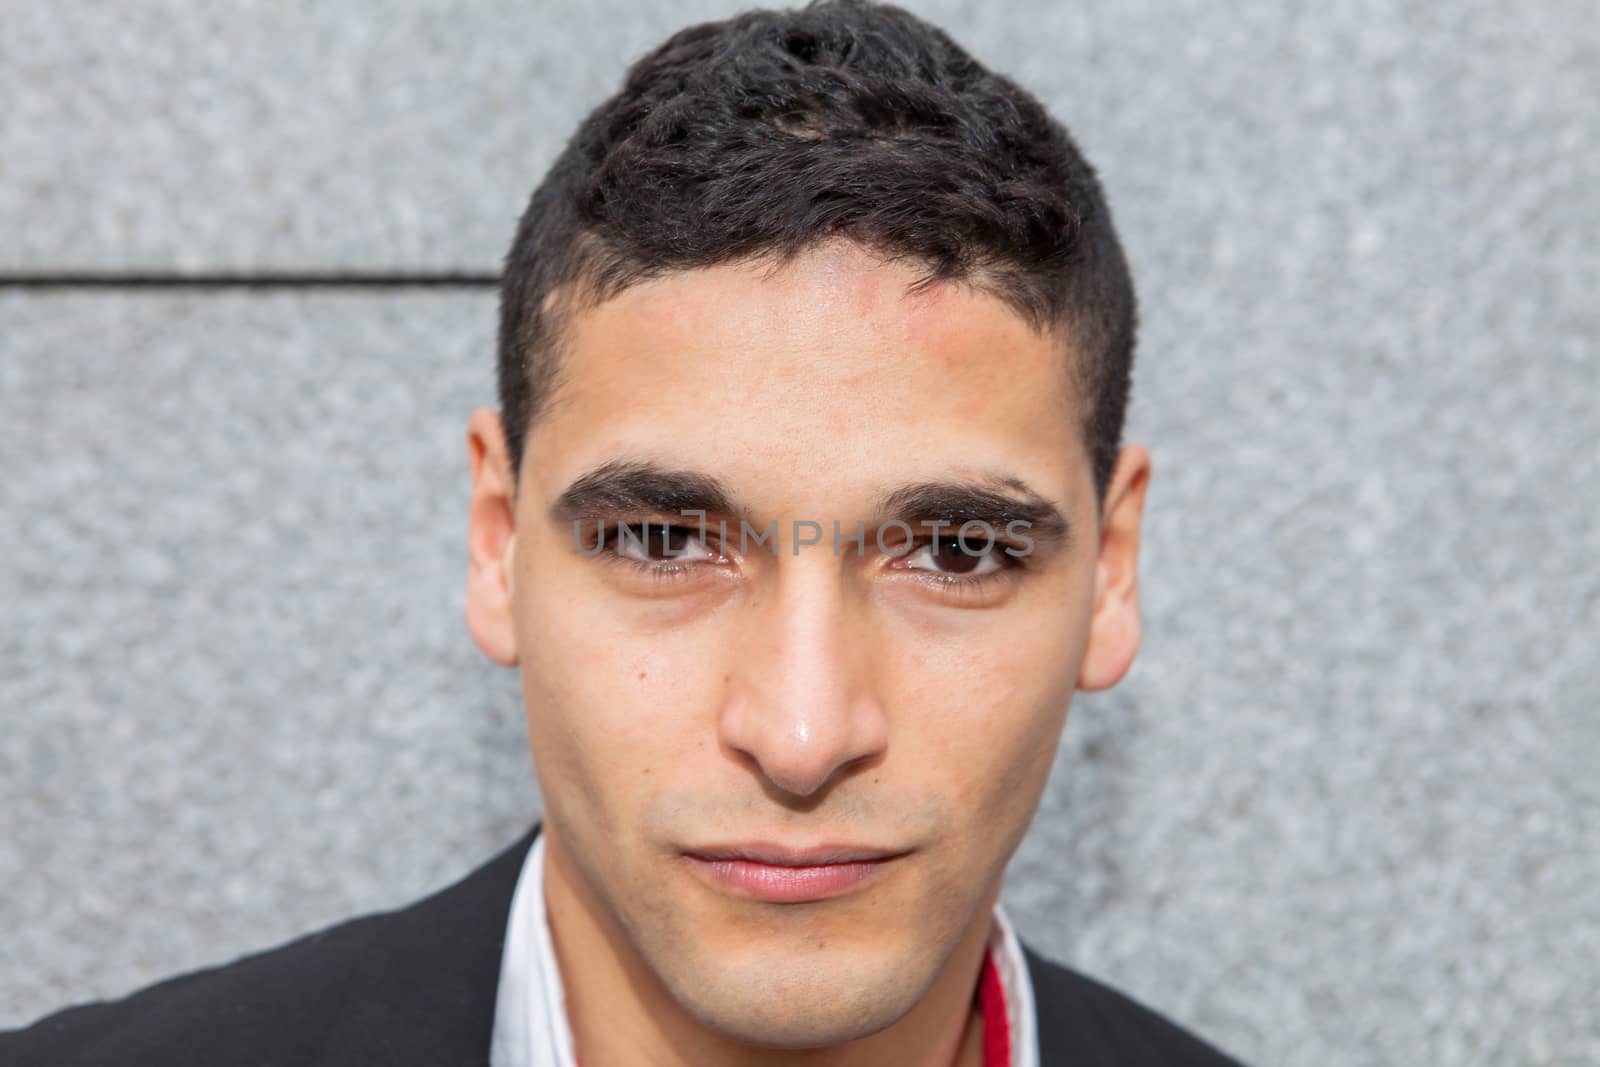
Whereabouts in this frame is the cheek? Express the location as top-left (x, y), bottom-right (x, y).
top-left (888, 615), bottom-right (1081, 833)
top-left (514, 562), bottom-right (729, 831)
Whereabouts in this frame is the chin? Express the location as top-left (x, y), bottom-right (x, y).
top-left (599, 839), bottom-right (984, 1051)
top-left (666, 950), bottom-right (932, 1050)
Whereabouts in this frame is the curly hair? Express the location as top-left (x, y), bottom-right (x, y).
top-left (498, 0), bottom-right (1137, 507)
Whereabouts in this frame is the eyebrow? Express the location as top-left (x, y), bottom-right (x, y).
top-left (549, 459), bottom-right (1070, 546)
top-left (549, 460), bottom-right (745, 526)
top-left (873, 478), bottom-right (1071, 547)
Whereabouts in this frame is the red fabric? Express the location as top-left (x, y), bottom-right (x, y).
top-left (979, 947), bottom-right (1013, 1067)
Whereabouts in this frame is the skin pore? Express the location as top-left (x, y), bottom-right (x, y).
top-left (465, 238), bottom-right (1151, 1067)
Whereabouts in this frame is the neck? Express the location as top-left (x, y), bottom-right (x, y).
top-left (541, 825), bottom-right (999, 1067)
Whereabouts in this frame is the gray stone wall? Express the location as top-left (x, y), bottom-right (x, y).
top-left (2, 3), bottom-right (1595, 1063)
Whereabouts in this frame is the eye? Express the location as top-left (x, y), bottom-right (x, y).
top-left (614, 522), bottom-right (721, 564)
top-left (901, 534), bottom-right (1008, 577)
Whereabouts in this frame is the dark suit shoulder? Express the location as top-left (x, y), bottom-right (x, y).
top-left (0, 907), bottom-right (385, 1066)
top-left (1, 826), bottom-right (539, 1067)
top-left (1024, 944), bottom-right (1250, 1066)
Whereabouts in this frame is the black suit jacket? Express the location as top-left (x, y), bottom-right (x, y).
top-left (3, 826), bottom-right (1247, 1065)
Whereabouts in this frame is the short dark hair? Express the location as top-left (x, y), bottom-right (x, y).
top-left (498, 0), bottom-right (1137, 509)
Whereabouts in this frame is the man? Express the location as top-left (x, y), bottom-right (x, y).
top-left (4, 1), bottom-right (1248, 1064)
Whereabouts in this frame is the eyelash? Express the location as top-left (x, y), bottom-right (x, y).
top-left (592, 522), bottom-right (1031, 595)
top-left (596, 523), bottom-right (720, 585)
top-left (893, 537), bottom-right (1030, 599)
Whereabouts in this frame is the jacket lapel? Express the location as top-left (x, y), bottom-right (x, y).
top-left (316, 823), bottom-right (542, 1066)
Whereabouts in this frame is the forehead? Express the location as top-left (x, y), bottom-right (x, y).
top-left (525, 241), bottom-right (1087, 511)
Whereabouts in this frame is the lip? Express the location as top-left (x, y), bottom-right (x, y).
top-left (681, 843), bottom-right (908, 904)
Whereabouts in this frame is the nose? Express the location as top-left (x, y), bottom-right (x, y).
top-left (717, 565), bottom-right (889, 800)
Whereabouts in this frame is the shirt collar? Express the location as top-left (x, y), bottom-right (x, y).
top-left (491, 832), bottom-right (1039, 1067)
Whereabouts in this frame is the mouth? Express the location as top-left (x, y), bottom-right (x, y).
top-left (680, 843), bottom-right (909, 904)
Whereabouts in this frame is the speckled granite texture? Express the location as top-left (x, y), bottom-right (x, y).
top-left (1, 3), bottom-right (1595, 1064)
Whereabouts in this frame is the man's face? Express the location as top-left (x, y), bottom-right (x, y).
top-left (467, 239), bottom-right (1148, 1049)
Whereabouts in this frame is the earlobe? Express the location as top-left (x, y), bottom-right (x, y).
top-left (465, 407), bottom-right (521, 668)
top-left (1076, 606), bottom-right (1141, 692)
top-left (1076, 445), bottom-right (1152, 693)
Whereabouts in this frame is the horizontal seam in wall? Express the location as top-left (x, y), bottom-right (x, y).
top-left (0, 272), bottom-right (498, 290)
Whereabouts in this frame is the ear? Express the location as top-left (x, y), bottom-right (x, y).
top-left (465, 407), bottom-right (520, 667)
top-left (1076, 444), bottom-right (1152, 692)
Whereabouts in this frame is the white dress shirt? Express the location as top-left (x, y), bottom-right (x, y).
top-left (490, 833), bottom-right (1039, 1067)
